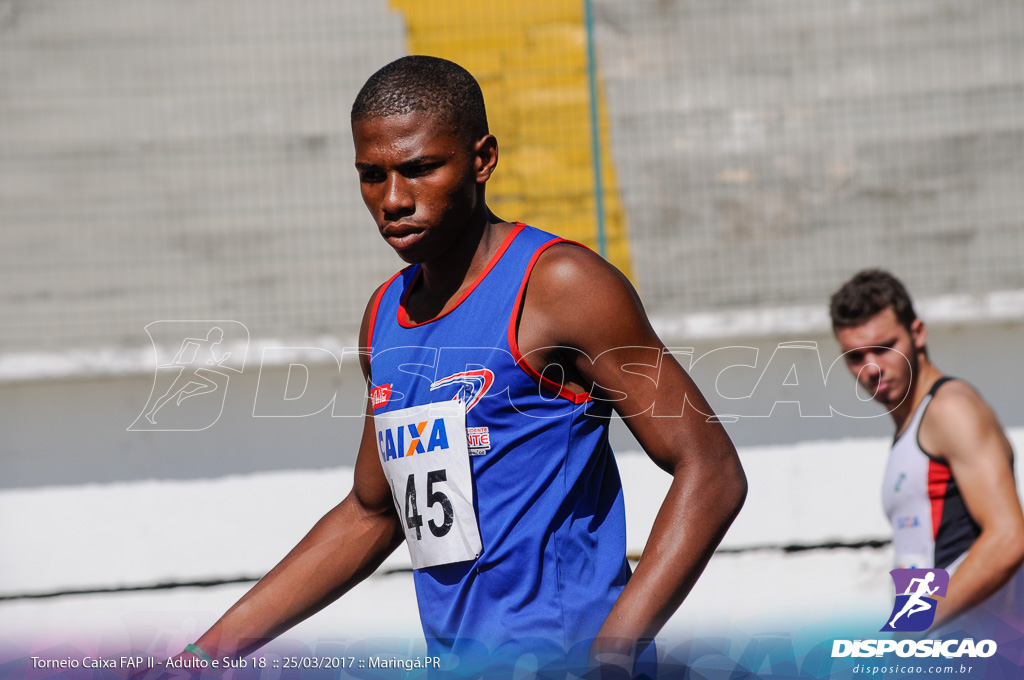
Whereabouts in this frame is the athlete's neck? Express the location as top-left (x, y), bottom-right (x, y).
top-left (891, 357), bottom-right (943, 435)
top-left (409, 209), bottom-right (513, 321)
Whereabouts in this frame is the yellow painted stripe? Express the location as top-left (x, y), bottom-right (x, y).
top-left (389, 0), bottom-right (633, 278)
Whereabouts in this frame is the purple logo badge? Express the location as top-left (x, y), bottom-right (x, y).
top-left (881, 568), bottom-right (949, 632)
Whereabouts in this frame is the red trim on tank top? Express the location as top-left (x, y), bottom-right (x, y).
top-left (367, 268), bottom-right (407, 354)
top-left (916, 378), bottom-right (956, 462)
top-left (396, 223), bottom-right (526, 328)
top-left (507, 238), bottom-right (593, 405)
top-left (927, 459), bottom-right (951, 541)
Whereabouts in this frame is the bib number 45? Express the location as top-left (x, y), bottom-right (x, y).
top-left (376, 401), bottom-right (481, 568)
top-left (404, 469), bottom-right (454, 540)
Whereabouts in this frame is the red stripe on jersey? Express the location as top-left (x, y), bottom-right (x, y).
top-left (927, 459), bottom-right (952, 541)
top-left (507, 238), bottom-right (593, 405)
top-left (367, 268), bottom-right (407, 354)
top-left (397, 223), bottom-right (525, 328)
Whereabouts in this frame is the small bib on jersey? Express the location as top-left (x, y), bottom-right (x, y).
top-left (374, 399), bottom-right (482, 569)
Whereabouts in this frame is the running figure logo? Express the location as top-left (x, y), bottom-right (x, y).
top-left (129, 321), bottom-right (248, 431)
top-left (881, 568), bottom-right (949, 632)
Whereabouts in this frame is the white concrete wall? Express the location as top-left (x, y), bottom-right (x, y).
top-left (3, 314), bottom-right (1020, 489)
top-left (3, 430), bottom-right (1022, 645)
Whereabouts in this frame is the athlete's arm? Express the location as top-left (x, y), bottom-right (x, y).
top-left (518, 244), bottom-right (747, 658)
top-left (920, 382), bottom-right (1024, 628)
top-left (181, 294), bottom-right (405, 661)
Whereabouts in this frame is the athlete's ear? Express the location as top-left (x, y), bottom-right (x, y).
top-left (910, 318), bottom-right (927, 351)
top-left (473, 134), bottom-right (498, 184)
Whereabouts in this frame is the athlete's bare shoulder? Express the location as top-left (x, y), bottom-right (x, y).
top-left (519, 241), bottom-right (655, 349)
top-left (927, 380), bottom-right (1001, 435)
top-left (529, 240), bottom-right (634, 291)
top-left (358, 279), bottom-right (394, 378)
top-left (921, 378), bottom-right (1013, 464)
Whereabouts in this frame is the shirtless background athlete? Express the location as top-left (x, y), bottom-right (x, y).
top-left (830, 269), bottom-right (1024, 630)
top-left (164, 56), bottom-right (746, 675)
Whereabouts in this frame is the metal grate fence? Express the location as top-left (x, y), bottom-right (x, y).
top-left (1, 0), bottom-right (1022, 354)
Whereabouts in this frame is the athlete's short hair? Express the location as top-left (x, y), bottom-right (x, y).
top-left (351, 55), bottom-right (488, 146)
top-left (829, 269), bottom-right (919, 333)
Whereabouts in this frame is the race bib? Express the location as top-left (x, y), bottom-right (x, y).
top-left (374, 400), bottom-right (482, 569)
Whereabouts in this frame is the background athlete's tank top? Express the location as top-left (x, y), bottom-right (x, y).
top-left (883, 376), bottom-right (1024, 630)
top-left (883, 377), bottom-right (979, 570)
top-left (368, 224), bottom-right (633, 666)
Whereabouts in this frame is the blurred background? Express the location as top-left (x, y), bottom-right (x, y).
top-left (2, 0), bottom-right (1023, 666)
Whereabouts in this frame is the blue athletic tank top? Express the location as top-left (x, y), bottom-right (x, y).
top-left (367, 223), bottom-right (632, 668)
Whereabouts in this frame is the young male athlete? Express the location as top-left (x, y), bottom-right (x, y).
top-left (168, 55), bottom-right (746, 676)
top-left (830, 269), bottom-right (1024, 630)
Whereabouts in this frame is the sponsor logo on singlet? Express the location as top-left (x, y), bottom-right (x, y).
top-left (378, 418), bottom-right (450, 461)
top-left (430, 369), bottom-right (494, 455)
top-left (895, 515), bottom-right (920, 530)
top-left (430, 369), bottom-right (493, 412)
top-left (467, 426), bottom-right (491, 455)
top-left (371, 384), bottom-right (392, 409)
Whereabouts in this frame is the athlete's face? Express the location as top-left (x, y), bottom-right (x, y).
top-left (353, 112), bottom-right (496, 263)
top-left (835, 307), bottom-right (926, 409)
